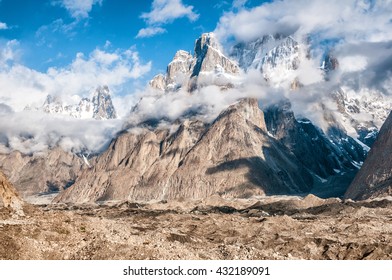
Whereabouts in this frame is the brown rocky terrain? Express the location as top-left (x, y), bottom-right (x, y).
top-left (1, 195), bottom-right (392, 260)
top-left (345, 111), bottom-right (392, 200)
top-left (0, 170), bottom-right (24, 216)
top-left (0, 148), bottom-right (86, 198)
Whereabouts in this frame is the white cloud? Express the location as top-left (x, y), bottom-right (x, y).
top-left (339, 56), bottom-right (368, 73)
top-left (0, 40), bottom-right (20, 68)
top-left (35, 19), bottom-right (79, 46)
top-left (141, 0), bottom-right (199, 25)
top-left (232, 0), bottom-right (248, 9)
top-left (0, 110), bottom-right (121, 154)
top-left (55, 0), bottom-right (102, 19)
top-left (137, 0), bottom-right (199, 38)
top-left (0, 42), bottom-right (151, 111)
top-left (136, 27), bottom-right (167, 38)
top-left (0, 22), bottom-right (8, 30)
top-left (215, 0), bottom-right (392, 44)
top-left (0, 40), bottom-right (151, 154)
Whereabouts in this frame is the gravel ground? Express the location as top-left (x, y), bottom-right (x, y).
top-left (1, 195), bottom-right (392, 260)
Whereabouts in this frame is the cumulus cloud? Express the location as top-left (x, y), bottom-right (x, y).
top-left (136, 27), bottom-right (167, 38)
top-left (215, 0), bottom-right (392, 44)
top-left (0, 110), bottom-right (121, 154)
top-left (0, 40), bottom-right (152, 154)
top-left (54, 0), bottom-right (102, 19)
top-left (0, 42), bottom-right (151, 111)
top-left (0, 22), bottom-right (8, 30)
top-left (137, 0), bottom-right (199, 38)
top-left (141, 0), bottom-right (198, 25)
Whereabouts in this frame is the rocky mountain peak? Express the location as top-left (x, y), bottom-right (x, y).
top-left (191, 32), bottom-right (239, 78)
top-left (150, 32), bottom-right (239, 92)
top-left (91, 85), bottom-right (117, 120)
top-left (149, 74), bottom-right (166, 91)
top-left (322, 52), bottom-right (339, 72)
top-left (194, 32), bottom-right (220, 57)
top-left (217, 98), bottom-right (266, 130)
top-left (42, 94), bottom-right (65, 114)
top-left (166, 50), bottom-right (193, 89)
top-left (37, 86), bottom-right (117, 120)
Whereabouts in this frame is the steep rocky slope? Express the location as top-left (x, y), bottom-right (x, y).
top-left (264, 101), bottom-right (366, 179)
top-left (0, 170), bottom-right (24, 215)
top-left (150, 33), bottom-right (239, 92)
top-left (0, 148), bottom-right (87, 198)
top-left (345, 111), bottom-right (392, 200)
top-left (56, 98), bottom-right (313, 203)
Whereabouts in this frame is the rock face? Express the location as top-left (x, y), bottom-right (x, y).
top-left (150, 33), bottom-right (239, 92)
top-left (0, 148), bottom-right (86, 198)
top-left (345, 112), bottom-right (392, 200)
top-left (231, 35), bottom-right (299, 83)
top-left (56, 98), bottom-right (313, 203)
top-left (38, 86), bottom-right (117, 120)
top-left (330, 88), bottom-right (390, 147)
top-left (91, 86), bottom-right (117, 120)
top-left (264, 101), bottom-right (366, 180)
top-left (0, 170), bottom-right (24, 215)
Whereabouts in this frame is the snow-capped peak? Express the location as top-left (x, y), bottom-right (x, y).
top-left (35, 86), bottom-right (117, 120)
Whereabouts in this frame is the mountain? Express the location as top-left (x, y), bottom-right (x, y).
top-left (55, 98), bottom-right (314, 203)
top-left (38, 86), bottom-right (117, 120)
top-left (329, 87), bottom-right (390, 147)
top-left (231, 34), bottom-right (300, 86)
top-left (264, 101), bottom-right (365, 177)
top-left (230, 34), bottom-right (391, 148)
top-left (4, 32), bottom-right (390, 204)
top-left (0, 148), bottom-right (88, 198)
top-left (55, 32), bottom-right (381, 203)
top-left (150, 33), bottom-right (239, 92)
top-left (345, 111), bottom-right (392, 200)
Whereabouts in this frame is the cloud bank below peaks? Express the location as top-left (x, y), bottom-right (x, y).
top-left (0, 41), bottom-right (151, 154)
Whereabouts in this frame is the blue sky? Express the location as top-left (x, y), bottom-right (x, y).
top-left (0, 0), bottom-right (263, 80)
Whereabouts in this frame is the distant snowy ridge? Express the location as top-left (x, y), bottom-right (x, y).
top-left (29, 85), bottom-right (117, 120)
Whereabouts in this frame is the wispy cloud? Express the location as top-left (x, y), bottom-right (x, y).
top-left (35, 19), bottom-right (79, 46)
top-left (136, 26), bottom-right (167, 38)
top-left (54, 0), bottom-right (103, 19)
top-left (0, 40), bottom-right (19, 68)
top-left (137, 0), bottom-right (199, 38)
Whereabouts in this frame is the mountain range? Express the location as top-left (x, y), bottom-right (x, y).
top-left (1, 32), bottom-right (391, 203)
top-left (26, 85), bottom-right (117, 120)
